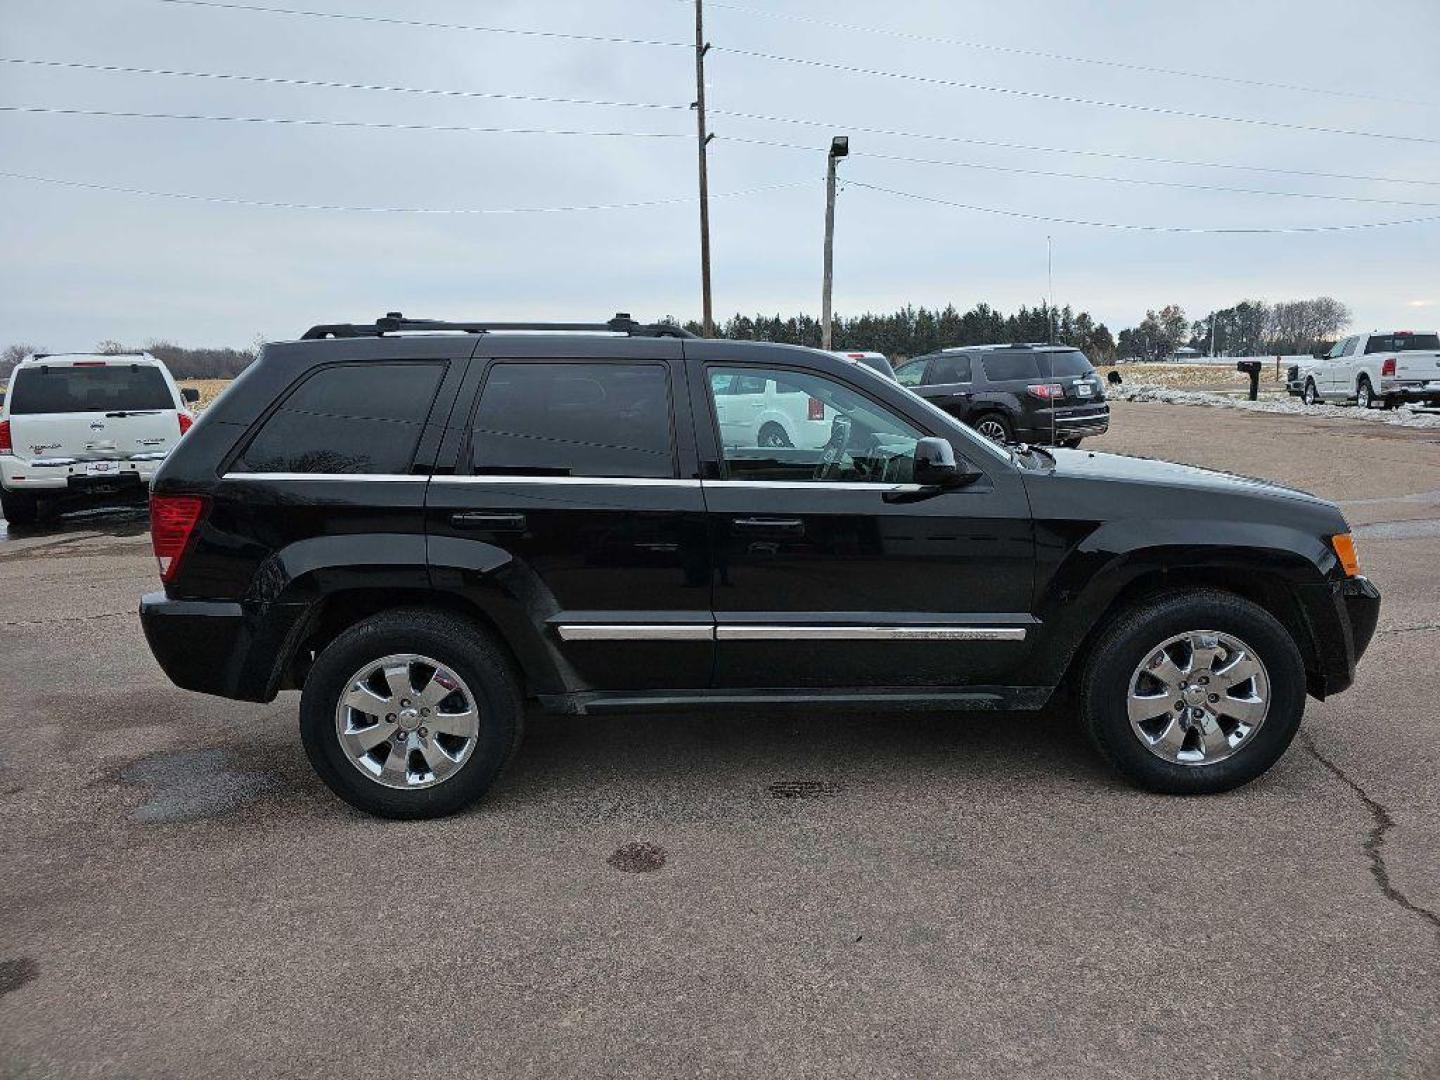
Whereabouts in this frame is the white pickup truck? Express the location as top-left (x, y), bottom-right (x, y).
top-left (1298, 330), bottom-right (1440, 409)
top-left (0, 352), bottom-right (198, 525)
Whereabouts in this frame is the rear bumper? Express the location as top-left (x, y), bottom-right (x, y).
top-left (1300, 575), bottom-right (1381, 699)
top-left (1378, 381), bottom-right (1440, 402)
top-left (139, 591), bottom-right (310, 703)
top-left (1019, 404), bottom-right (1110, 444)
top-left (1, 453), bottom-right (164, 492)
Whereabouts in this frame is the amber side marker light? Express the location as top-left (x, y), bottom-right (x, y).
top-left (1330, 533), bottom-right (1362, 577)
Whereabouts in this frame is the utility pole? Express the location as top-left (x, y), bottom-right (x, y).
top-left (1047, 235), bottom-right (1055, 343)
top-left (821, 135), bottom-right (849, 351)
top-left (692, 0), bottom-right (714, 338)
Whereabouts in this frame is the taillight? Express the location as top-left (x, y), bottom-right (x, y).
top-left (150, 493), bottom-right (208, 583)
top-left (1026, 383), bottom-right (1065, 400)
top-left (0, 420), bottom-right (11, 454)
top-left (807, 396), bottom-right (825, 421)
top-left (178, 411), bottom-right (194, 436)
top-left (1381, 358), bottom-right (1396, 377)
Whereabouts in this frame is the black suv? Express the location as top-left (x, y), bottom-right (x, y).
top-left (895, 343), bottom-right (1109, 447)
top-left (140, 313), bottom-right (1378, 818)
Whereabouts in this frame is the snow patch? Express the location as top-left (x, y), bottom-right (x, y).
top-left (1116, 384), bottom-right (1440, 429)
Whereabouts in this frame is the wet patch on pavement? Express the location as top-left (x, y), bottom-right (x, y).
top-left (1352, 518), bottom-right (1440, 540)
top-left (118, 749), bottom-right (278, 823)
top-left (0, 958), bottom-right (39, 997)
top-left (52, 687), bottom-right (204, 731)
top-left (607, 842), bottom-right (667, 873)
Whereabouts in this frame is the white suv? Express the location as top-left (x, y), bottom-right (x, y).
top-left (0, 352), bottom-right (198, 525)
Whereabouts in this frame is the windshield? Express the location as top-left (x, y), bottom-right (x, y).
top-left (9, 364), bottom-right (173, 414)
top-left (1366, 333), bottom-right (1440, 353)
top-left (1040, 350), bottom-right (1094, 377)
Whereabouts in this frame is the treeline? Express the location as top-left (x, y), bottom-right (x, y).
top-left (1116, 297), bottom-right (1351, 361)
top-left (682, 302), bottom-right (1116, 363)
top-left (0, 340), bottom-right (258, 381)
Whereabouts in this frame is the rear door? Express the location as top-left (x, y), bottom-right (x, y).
top-left (6, 360), bottom-right (181, 466)
top-left (425, 338), bottom-right (713, 692)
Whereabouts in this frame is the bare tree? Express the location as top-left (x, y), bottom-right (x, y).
top-left (1, 342), bottom-right (44, 381)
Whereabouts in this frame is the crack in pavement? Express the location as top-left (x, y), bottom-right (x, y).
top-left (1302, 733), bottom-right (1440, 940)
top-left (0, 611), bottom-right (132, 629)
top-left (1377, 623), bottom-right (1440, 636)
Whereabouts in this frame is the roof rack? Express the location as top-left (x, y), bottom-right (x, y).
top-left (300, 312), bottom-right (695, 341)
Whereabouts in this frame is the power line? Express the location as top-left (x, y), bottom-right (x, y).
top-left (681, 0), bottom-right (1438, 111)
top-left (12, 55), bottom-right (1437, 190)
top-left (846, 179), bottom-right (1440, 234)
top-left (154, 0), bottom-right (690, 49)
top-left (0, 104), bottom-right (688, 139)
top-left (150, 0), bottom-right (1440, 144)
top-left (709, 108), bottom-right (1440, 189)
top-left (722, 136), bottom-right (1440, 208)
top-left (0, 57), bottom-right (689, 112)
top-left (713, 46), bottom-right (1440, 147)
top-left (0, 170), bottom-right (813, 213)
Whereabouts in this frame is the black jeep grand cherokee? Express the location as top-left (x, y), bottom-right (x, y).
top-left (140, 313), bottom-right (1379, 818)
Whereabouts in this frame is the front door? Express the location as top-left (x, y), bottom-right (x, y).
top-left (425, 344), bottom-right (713, 692)
top-left (694, 361), bottom-right (1036, 690)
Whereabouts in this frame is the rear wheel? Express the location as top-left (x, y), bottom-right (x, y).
top-left (0, 490), bottom-right (39, 527)
top-left (1356, 377), bottom-right (1374, 409)
top-left (300, 609), bottom-right (523, 819)
top-left (757, 422), bottom-right (792, 449)
top-left (1081, 591), bottom-right (1305, 794)
top-left (1302, 379), bottom-right (1319, 406)
top-left (972, 412), bottom-right (1014, 444)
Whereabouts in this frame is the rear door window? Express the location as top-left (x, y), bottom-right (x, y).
top-left (928, 354), bottom-right (972, 384)
top-left (9, 364), bottom-right (173, 414)
top-left (980, 352), bottom-right (1042, 381)
top-left (469, 362), bottom-right (674, 478)
top-left (1038, 350), bottom-right (1094, 378)
top-left (234, 362), bottom-right (444, 474)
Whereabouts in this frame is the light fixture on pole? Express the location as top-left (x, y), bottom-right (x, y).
top-left (821, 135), bottom-right (849, 351)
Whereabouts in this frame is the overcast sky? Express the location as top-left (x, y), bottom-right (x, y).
top-left (3, 0), bottom-right (1438, 350)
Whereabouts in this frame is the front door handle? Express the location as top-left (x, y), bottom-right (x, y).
top-left (732, 517), bottom-right (804, 530)
top-left (450, 511), bottom-right (527, 531)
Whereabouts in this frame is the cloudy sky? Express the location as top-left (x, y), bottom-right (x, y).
top-left (2, 0), bottom-right (1438, 350)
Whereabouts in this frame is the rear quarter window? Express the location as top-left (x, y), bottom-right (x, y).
top-left (233, 362), bottom-right (444, 474)
top-left (980, 352), bottom-right (1042, 381)
top-left (9, 364), bottom-right (174, 414)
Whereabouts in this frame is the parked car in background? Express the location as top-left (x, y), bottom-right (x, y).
top-left (712, 368), bottom-right (839, 450)
top-left (1298, 331), bottom-right (1440, 408)
top-left (138, 311), bottom-right (1378, 818)
top-left (0, 352), bottom-right (198, 525)
top-left (832, 350), bottom-right (897, 381)
top-left (894, 343), bottom-right (1109, 446)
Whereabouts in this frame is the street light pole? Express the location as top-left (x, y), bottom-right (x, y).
top-left (692, 0), bottom-right (714, 338)
top-left (821, 135), bottom-right (848, 351)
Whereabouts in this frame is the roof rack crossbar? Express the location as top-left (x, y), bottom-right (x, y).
top-left (301, 312), bottom-right (695, 340)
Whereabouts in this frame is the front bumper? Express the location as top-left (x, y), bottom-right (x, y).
top-left (1301, 575), bottom-right (1381, 699)
top-left (139, 591), bottom-right (311, 703)
top-left (1, 453), bottom-right (165, 492)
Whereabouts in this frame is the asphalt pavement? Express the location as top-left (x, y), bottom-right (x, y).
top-left (2, 400), bottom-right (1437, 1079)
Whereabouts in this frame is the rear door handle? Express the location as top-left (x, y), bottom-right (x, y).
top-left (450, 511), bottom-right (527, 531)
top-left (732, 517), bottom-right (803, 530)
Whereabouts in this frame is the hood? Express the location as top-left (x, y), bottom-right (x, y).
top-left (1034, 448), bottom-right (1333, 508)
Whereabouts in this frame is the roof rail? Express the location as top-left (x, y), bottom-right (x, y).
top-left (300, 311), bottom-right (696, 341)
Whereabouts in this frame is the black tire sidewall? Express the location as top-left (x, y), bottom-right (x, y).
top-left (1083, 592), bottom-right (1306, 795)
top-left (300, 612), bottom-right (521, 819)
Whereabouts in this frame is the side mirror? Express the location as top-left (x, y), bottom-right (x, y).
top-left (914, 436), bottom-right (980, 488)
top-left (181, 387), bottom-right (200, 403)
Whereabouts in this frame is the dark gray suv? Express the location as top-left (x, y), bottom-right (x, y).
top-left (894, 344), bottom-right (1109, 447)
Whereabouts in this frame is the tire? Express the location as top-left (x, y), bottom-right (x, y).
top-left (757, 422), bottom-right (792, 449)
top-left (0, 490), bottom-right (39, 527)
top-left (1080, 590), bottom-right (1305, 795)
top-left (1302, 379), bottom-right (1318, 407)
top-left (972, 412), bottom-right (1014, 444)
top-left (1356, 377), bottom-right (1374, 409)
top-left (300, 608), bottom-right (523, 819)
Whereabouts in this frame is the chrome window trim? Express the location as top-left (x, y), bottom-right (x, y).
top-left (221, 473), bottom-right (937, 492)
top-left (704, 480), bottom-right (925, 492)
top-left (437, 475), bottom-right (702, 488)
top-left (222, 472), bottom-right (427, 482)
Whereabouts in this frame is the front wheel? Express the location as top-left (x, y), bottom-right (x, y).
top-left (300, 609), bottom-right (523, 818)
top-left (1302, 379), bottom-right (1319, 406)
top-left (1080, 591), bottom-right (1305, 794)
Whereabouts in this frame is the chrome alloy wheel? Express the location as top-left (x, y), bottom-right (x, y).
top-left (1126, 631), bottom-right (1270, 766)
top-left (975, 417), bottom-right (1008, 443)
top-left (334, 653), bottom-right (480, 789)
